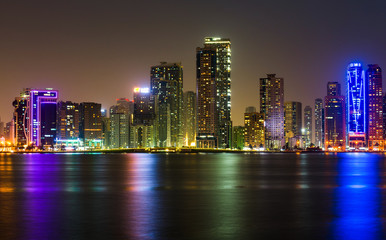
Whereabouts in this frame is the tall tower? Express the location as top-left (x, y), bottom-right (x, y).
top-left (150, 62), bottom-right (183, 147)
top-left (260, 74), bottom-right (284, 150)
top-left (325, 82), bottom-right (346, 151)
top-left (196, 37), bottom-right (231, 149)
top-left (109, 98), bottom-right (132, 149)
top-left (346, 63), bottom-right (366, 149)
top-left (183, 91), bottom-right (196, 147)
top-left (314, 98), bottom-right (324, 148)
top-left (131, 87), bottom-right (156, 148)
top-left (366, 64), bottom-right (383, 150)
top-left (284, 101), bottom-right (302, 149)
top-left (80, 102), bottom-right (102, 149)
top-left (304, 106), bottom-right (312, 147)
top-left (12, 88), bottom-right (58, 148)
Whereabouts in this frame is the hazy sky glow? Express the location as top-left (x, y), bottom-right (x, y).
top-left (1, 0), bottom-right (386, 125)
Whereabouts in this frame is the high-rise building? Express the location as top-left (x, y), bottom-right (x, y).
top-left (383, 94), bottom-right (386, 141)
top-left (314, 98), bottom-right (324, 148)
top-left (260, 74), bottom-right (284, 150)
top-left (366, 64), bottom-right (384, 150)
top-left (0, 121), bottom-right (4, 138)
top-left (325, 82), bottom-right (346, 151)
top-left (346, 63), bottom-right (366, 149)
top-left (55, 101), bottom-right (81, 149)
top-left (284, 102), bottom-right (302, 149)
top-left (232, 126), bottom-right (245, 150)
top-left (151, 62), bottom-right (183, 147)
top-left (196, 37), bottom-right (231, 149)
top-left (244, 106), bottom-right (265, 149)
top-left (109, 98), bottom-right (132, 149)
top-left (304, 106), bottom-right (312, 147)
top-left (57, 101), bottom-right (80, 140)
top-left (131, 88), bottom-right (155, 148)
top-left (80, 102), bottom-right (103, 148)
top-left (12, 88), bottom-right (58, 148)
top-left (183, 91), bottom-right (196, 147)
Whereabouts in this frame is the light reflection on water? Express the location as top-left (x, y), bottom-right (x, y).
top-left (0, 153), bottom-right (385, 239)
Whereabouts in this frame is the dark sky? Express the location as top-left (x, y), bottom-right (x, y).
top-left (1, 0), bottom-right (386, 125)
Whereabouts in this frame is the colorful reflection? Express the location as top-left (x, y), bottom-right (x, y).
top-left (0, 154), bottom-right (16, 240)
top-left (125, 153), bottom-right (159, 239)
top-left (22, 154), bottom-right (64, 240)
top-left (333, 153), bottom-right (382, 240)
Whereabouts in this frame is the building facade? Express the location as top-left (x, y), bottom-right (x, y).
top-left (151, 62), bottom-right (183, 147)
top-left (366, 64), bottom-right (383, 150)
top-left (304, 105), bottom-right (312, 147)
top-left (325, 82), bottom-right (346, 151)
top-left (244, 108), bottom-right (265, 150)
top-left (12, 88), bottom-right (58, 148)
top-left (131, 88), bottom-right (156, 148)
top-left (346, 63), bottom-right (366, 149)
top-left (314, 98), bottom-right (324, 148)
top-left (260, 74), bottom-right (284, 150)
top-left (80, 102), bottom-right (103, 148)
top-left (196, 37), bottom-right (231, 148)
top-left (232, 126), bottom-right (245, 150)
top-left (183, 91), bottom-right (196, 147)
top-left (109, 98), bottom-right (132, 149)
top-left (284, 101), bottom-right (302, 149)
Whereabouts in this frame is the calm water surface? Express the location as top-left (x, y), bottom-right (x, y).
top-left (0, 152), bottom-right (385, 239)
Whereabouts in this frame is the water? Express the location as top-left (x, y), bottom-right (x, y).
top-left (0, 152), bottom-right (385, 239)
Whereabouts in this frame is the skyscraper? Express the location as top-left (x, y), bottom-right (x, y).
top-left (325, 82), bottom-right (346, 151)
top-left (366, 64), bottom-right (383, 150)
top-left (314, 98), bottom-right (324, 148)
top-left (151, 62), bottom-right (183, 147)
top-left (57, 101), bottom-right (80, 140)
top-left (109, 98), bottom-right (132, 149)
top-left (131, 87), bottom-right (155, 148)
top-left (304, 105), bottom-right (312, 147)
top-left (196, 37), bottom-right (231, 149)
top-left (260, 74), bottom-right (284, 150)
top-left (12, 88), bottom-right (58, 148)
top-left (244, 107), bottom-right (265, 149)
top-left (56, 101), bottom-right (81, 148)
top-left (80, 102), bottom-right (103, 149)
top-left (346, 63), bottom-right (366, 149)
top-left (284, 101), bottom-right (302, 149)
top-left (183, 91), bottom-right (196, 147)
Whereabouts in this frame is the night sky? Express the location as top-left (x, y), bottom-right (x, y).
top-left (1, 0), bottom-right (386, 125)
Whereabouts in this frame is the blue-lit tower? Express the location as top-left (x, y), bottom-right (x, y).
top-left (346, 63), bottom-right (366, 149)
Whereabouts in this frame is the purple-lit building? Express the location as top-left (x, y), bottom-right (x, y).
top-left (13, 88), bottom-right (58, 148)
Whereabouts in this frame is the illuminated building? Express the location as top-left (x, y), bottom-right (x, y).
top-left (314, 98), bottom-right (324, 148)
top-left (80, 102), bottom-right (103, 149)
top-left (366, 64), bottom-right (384, 150)
top-left (232, 126), bottom-right (245, 150)
top-left (284, 102), bottom-right (302, 149)
top-left (109, 98), bottom-right (132, 149)
top-left (131, 88), bottom-right (155, 148)
top-left (12, 88), bottom-right (58, 148)
top-left (325, 82), bottom-right (346, 151)
top-left (346, 63), bottom-right (366, 149)
top-left (57, 101), bottom-right (80, 140)
top-left (183, 91), bottom-right (196, 147)
top-left (150, 62), bottom-right (183, 147)
top-left (244, 107), bottom-right (265, 149)
top-left (260, 74), bottom-right (284, 150)
top-left (304, 105), bottom-right (312, 147)
top-left (384, 94), bottom-right (386, 140)
top-left (5, 121), bottom-right (13, 143)
top-left (0, 121), bottom-right (3, 138)
top-left (196, 37), bottom-right (232, 149)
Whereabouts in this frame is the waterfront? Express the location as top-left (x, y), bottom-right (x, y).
top-left (0, 152), bottom-right (385, 239)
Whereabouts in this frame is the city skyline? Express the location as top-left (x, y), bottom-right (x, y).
top-left (2, 1), bottom-right (386, 126)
